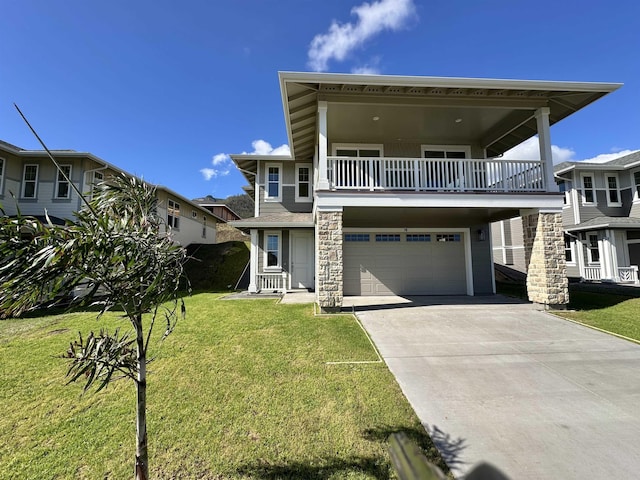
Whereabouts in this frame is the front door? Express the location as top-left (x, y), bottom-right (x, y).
top-left (291, 231), bottom-right (314, 289)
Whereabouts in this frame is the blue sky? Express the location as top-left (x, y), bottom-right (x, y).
top-left (2, 0), bottom-right (639, 199)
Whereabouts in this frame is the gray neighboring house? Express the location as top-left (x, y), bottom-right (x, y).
top-left (0, 140), bottom-right (220, 246)
top-left (230, 71), bottom-right (621, 311)
top-left (493, 151), bottom-right (640, 284)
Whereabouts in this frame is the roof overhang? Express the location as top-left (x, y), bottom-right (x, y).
top-left (279, 71), bottom-right (621, 160)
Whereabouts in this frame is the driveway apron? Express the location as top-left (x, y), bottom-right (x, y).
top-left (352, 295), bottom-right (640, 479)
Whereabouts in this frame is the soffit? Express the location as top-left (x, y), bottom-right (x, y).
top-left (279, 72), bottom-right (621, 160)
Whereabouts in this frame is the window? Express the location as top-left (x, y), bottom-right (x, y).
top-left (264, 232), bottom-right (281, 269)
top-left (587, 234), bottom-right (600, 264)
top-left (406, 234), bottom-right (431, 242)
top-left (55, 165), bottom-right (72, 198)
top-left (296, 164), bottom-right (312, 202)
top-left (581, 174), bottom-right (595, 205)
top-left (436, 234), bottom-right (461, 242)
top-left (564, 235), bottom-right (574, 264)
top-left (90, 171), bottom-right (104, 198)
top-left (634, 171), bottom-right (640, 200)
top-left (22, 164), bottom-right (39, 198)
top-left (606, 174), bottom-right (621, 206)
top-left (202, 216), bottom-right (207, 239)
top-left (344, 234), bottom-right (370, 242)
top-left (332, 144), bottom-right (383, 157)
top-left (167, 199), bottom-right (180, 229)
top-left (0, 158), bottom-right (4, 194)
top-left (265, 164), bottom-right (281, 201)
top-left (558, 179), bottom-right (572, 206)
top-left (375, 234), bottom-right (400, 242)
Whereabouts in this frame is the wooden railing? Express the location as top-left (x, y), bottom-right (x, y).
top-left (583, 266), bottom-right (639, 284)
top-left (257, 272), bottom-right (287, 293)
top-left (327, 156), bottom-right (546, 192)
top-left (583, 266), bottom-right (602, 281)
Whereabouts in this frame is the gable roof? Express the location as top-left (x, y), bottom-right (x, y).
top-left (566, 216), bottom-right (640, 232)
top-left (279, 71), bottom-right (621, 160)
top-left (555, 150), bottom-right (640, 175)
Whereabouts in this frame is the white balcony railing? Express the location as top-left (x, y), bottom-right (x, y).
top-left (327, 157), bottom-right (546, 192)
top-left (582, 266), bottom-right (639, 284)
top-left (257, 272), bottom-right (287, 293)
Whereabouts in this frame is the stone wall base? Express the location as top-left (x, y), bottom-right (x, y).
top-left (316, 210), bottom-right (343, 309)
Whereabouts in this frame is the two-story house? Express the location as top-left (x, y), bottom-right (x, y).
top-left (0, 140), bottom-right (220, 246)
top-left (494, 152), bottom-right (640, 284)
top-left (230, 71), bottom-right (621, 311)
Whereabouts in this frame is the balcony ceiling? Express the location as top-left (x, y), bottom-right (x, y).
top-left (279, 71), bottom-right (621, 160)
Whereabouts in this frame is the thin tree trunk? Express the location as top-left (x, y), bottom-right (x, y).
top-left (135, 315), bottom-right (148, 480)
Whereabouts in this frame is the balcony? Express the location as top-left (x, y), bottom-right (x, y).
top-left (327, 156), bottom-right (547, 193)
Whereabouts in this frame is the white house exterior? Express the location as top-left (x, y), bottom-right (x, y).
top-left (0, 140), bottom-right (219, 246)
top-left (230, 71), bottom-right (621, 311)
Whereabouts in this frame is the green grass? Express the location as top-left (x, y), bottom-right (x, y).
top-left (0, 294), bottom-right (448, 479)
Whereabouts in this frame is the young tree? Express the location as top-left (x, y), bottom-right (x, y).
top-left (0, 173), bottom-right (187, 480)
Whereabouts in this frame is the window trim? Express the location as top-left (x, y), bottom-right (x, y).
top-left (564, 234), bottom-right (576, 266)
top-left (633, 170), bottom-right (640, 202)
top-left (21, 163), bottom-right (39, 199)
top-left (558, 179), bottom-right (572, 207)
top-left (605, 173), bottom-right (621, 207)
top-left (587, 234), bottom-right (600, 265)
top-left (580, 173), bottom-right (596, 206)
top-left (421, 144), bottom-right (472, 159)
top-left (295, 163), bottom-right (312, 203)
top-left (167, 199), bottom-right (181, 230)
top-left (263, 230), bottom-right (282, 271)
top-left (264, 163), bottom-right (282, 202)
top-left (0, 157), bottom-right (5, 196)
top-left (54, 164), bottom-right (73, 199)
top-left (331, 143), bottom-right (384, 157)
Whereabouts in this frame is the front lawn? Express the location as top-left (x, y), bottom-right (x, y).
top-left (0, 294), bottom-right (447, 479)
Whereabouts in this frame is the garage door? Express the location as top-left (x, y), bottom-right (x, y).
top-left (343, 232), bottom-right (467, 295)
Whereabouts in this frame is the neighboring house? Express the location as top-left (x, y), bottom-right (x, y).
top-left (192, 195), bottom-right (242, 221)
top-left (0, 140), bottom-right (218, 246)
top-left (494, 152), bottom-right (640, 284)
top-left (230, 71), bottom-right (620, 311)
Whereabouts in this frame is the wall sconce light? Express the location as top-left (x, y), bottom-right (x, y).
top-left (477, 229), bottom-right (486, 241)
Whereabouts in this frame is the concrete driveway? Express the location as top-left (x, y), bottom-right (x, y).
top-left (348, 295), bottom-right (640, 479)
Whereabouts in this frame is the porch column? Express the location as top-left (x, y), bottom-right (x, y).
top-left (248, 229), bottom-right (259, 293)
top-left (316, 207), bottom-right (343, 313)
top-left (317, 101), bottom-right (330, 190)
top-left (535, 107), bottom-right (558, 192)
top-left (522, 210), bottom-right (569, 308)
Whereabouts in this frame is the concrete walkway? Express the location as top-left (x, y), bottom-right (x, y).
top-left (353, 295), bottom-right (640, 479)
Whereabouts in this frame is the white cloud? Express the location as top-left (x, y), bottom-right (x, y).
top-left (242, 139), bottom-right (290, 156)
top-left (351, 57), bottom-right (382, 74)
top-left (201, 139), bottom-right (290, 181)
top-left (579, 150), bottom-right (639, 164)
top-left (307, 0), bottom-right (417, 72)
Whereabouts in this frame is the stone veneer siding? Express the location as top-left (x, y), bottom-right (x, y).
top-left (522, 212), bottom-right (569, 306)
top-left (316, 210), bottom-right (343, 312)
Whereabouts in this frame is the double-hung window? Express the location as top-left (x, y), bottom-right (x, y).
top-left (580, 173), bottom-right (596, 205)
top-left (296, 164), bottom-right (312, 202)
top-left (167, 199), bottom-right (180, 229)
top-left (634, 171), bottom-right (640, 201)
top-left (558, 179), bottom-right (572, 206)
top-left (0, 158), bottom-right (4, 195)
top-left (22, 164), bottom-right (39, 198)
top-left (264, 232), bottom-right (281, 269)
top-left (55, 165), bottom-right (72, 199)
top-left (564, 234), bottom-right (575, 264)
top-left (587, 234), bottom-right (600, 264)
top-left (605, 174), bottom-right (621, 206)
top-left (265, 164), bottom-right (282, 201)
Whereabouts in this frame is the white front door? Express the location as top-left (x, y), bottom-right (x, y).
top-left (291, 231), bottom-right (314, 289)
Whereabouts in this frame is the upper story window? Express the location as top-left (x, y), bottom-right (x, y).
top-left (634, 171), bottom-right (640, 201)
top-left (332, 144), bottom-right (383, 157)
top-left (558, 179), bottom-right (572, 206)
top-left (55, 165), bottom-right (72, 199)
top-left (0, 158), bottom-right (4, 195)
top-left (564, 234), bottom-right (575, 264)
top-left (296, 164), bottom-right (312, 202)
top-left (22, 164), bottom-right (39, 198)
top-left (167, 199), bottom-right (180, 229)
top-left (265, 163), bottom-right (282, 201)
top-left (605, 174), bottom-right (621, 207)
top-left (580, 173), bottom-right (596, 205)
top-left (422, 145), bottom-right (471, 159)
top-left (264, 231), bottom-right (281, 269)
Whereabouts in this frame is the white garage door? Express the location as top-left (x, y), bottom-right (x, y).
top-left (343, 232), bottom-right (467, 295)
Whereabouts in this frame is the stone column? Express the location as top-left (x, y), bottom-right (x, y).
top-left (316, 209), bottom-right (343, 312)
top-left (522, 212), bottom-right (569, 308)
